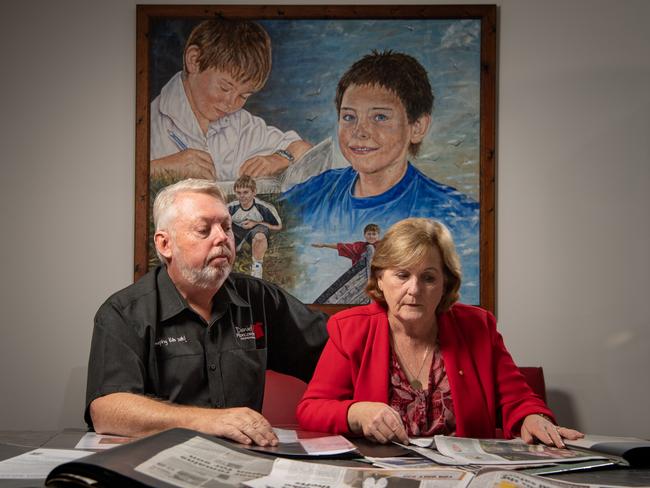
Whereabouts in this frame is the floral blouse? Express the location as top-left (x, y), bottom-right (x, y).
top-left (388, 346), bottom-right (456, 437)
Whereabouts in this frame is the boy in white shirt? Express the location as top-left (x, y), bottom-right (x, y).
top-left (150, 18), bottom-right (311, 182)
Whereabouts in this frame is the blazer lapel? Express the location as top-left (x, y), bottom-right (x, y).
top-left (438, 309), bottom-right (495, 437)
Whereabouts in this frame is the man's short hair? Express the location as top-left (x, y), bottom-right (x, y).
top-left (153, 179), bottom-right (227, 262)
top-left (366, 218), bottom-right (461, 313)
top-left (334, 50), bottom-right (434, 156)
top-left (184, 18), bottom-right (272, 90)
top-left (363, 223), bottom-right (380, 235)
top-left (233, 174), bottom-right (257, 193)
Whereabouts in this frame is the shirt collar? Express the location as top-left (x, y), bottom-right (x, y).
top-left (215, 275), bottom-right (251, 309)
top-left (348, 162), bottom-right (417, 209)
top-left (158, 72), bottom-right (203, 139)
top-left (157, 266), bottom-right (250, 322)
top-left (157, 266), bottom-right (189, 321)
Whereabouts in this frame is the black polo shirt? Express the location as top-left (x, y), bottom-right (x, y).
top-left (85, 266), bottom-right (328, 428)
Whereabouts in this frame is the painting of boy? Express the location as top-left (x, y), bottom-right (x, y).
top-left (228, 175), bottom-right (282, 278)
top-left (280, 51), bottom-right (479, 303)
top-left (312, 223), bottom-right (381, 267)
top-left (141, 15), bottom-right (491, 306)
top-left (149, 18), bottom-right (312, 182)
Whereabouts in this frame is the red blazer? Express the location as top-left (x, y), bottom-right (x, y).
top-left (297, 301), bottom-right (554, 438)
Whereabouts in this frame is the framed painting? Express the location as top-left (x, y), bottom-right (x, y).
top-left (135, 5), bottom-right (496, 313)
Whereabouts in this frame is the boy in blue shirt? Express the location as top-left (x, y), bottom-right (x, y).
top-left (281, 50), bottom-right (479, 303)
top-left (281, 50), bottom-right (478, 238)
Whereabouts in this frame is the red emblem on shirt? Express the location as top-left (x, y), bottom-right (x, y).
top-left (253, 322), bottom-right (264, 339)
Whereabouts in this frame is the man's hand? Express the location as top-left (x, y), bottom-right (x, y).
top-left (195, 407), bottom-right (278, 447)
top-left (520, 414), bottom-right (584, 448)
top-left (239, 153), bottom-right (289, 178)
top-left (151, 149), bottom-right (216, 180)
top-left (347, 402), bottom-right (409, 444)
top-left (90, 393), bottom-right (278, 447)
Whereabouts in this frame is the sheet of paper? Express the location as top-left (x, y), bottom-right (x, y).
top-left (0, 448), bottom-right (93, 479)
top-left (299, 435), bottom-right (356, 455)
top-left (74, 431), bottom-right (133, 450)
top-left (273, 428), bottom-right (299, 443)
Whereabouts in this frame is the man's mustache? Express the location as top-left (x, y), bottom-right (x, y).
top-left (206, 246), bottom-right (233, 263)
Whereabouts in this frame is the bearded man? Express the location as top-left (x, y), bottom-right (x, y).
top-left (85, 179), bottom-right (327, 446)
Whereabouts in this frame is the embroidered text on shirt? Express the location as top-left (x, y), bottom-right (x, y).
top-left (154, 335), bottom-right (188, 347)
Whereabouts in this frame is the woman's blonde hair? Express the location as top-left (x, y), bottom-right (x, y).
top-left (366, 218), bottom-right (462, 313)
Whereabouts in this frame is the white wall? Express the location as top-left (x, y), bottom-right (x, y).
top-left (1, 0), bottom-right (648, 437)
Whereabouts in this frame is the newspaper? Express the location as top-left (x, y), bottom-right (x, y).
top-left (434, 436), bottom-right (607, 465)
top-left (403, 444), bottom-right (472, 466)
top-left (129, 434), bottom-right (618, 488)
top-left (468, 469), bottom-right (608, 488)
top-left (0, 448), bottom-right (92, 479)
top-left (364, 456), bottom-right (441, 469)
top-left (244, 457), bottom-right (475, 488)
top-left (135, 436), bottom-right (273, 487)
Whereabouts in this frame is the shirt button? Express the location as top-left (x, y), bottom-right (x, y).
top-left (209, 364), bottom-right (217, 371)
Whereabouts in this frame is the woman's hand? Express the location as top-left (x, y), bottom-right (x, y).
top-left (347, 402), bottom-right (409, 444)
top-left (521, 414), bottom-right (584, 448)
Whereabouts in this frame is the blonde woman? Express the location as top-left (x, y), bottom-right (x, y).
top-left (297, 218), bottom-right (582, 446)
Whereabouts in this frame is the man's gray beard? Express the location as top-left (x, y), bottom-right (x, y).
top-left (178, 260), bottom-right (231, 289)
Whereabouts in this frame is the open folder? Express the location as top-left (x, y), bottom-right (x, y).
top-left (46, 428), bottom-right (272, 487)
top-left (45, 428), bottom-right (358, 488)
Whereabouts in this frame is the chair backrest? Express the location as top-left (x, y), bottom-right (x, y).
top-left (519, 366), bottom-right (547, 403)
top-left (262, 370), bottom-right (307, 427)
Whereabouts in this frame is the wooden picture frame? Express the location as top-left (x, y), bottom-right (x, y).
top-left (135, 5), bottom-right (496, 312)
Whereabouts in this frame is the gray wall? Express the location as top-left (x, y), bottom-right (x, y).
top-left (1, 0), bottom-right (648, 437)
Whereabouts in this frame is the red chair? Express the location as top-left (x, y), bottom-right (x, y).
top-left (262, 370), bottom-right (307, 427)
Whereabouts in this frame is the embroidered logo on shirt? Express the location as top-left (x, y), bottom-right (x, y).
top-left (234, 326), bottom-right (256, 342)
top-left (154, 335), bottom-right (188, 347)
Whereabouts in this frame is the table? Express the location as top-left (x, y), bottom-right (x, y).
top-left (1, 430), bottom-right (649, 487)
